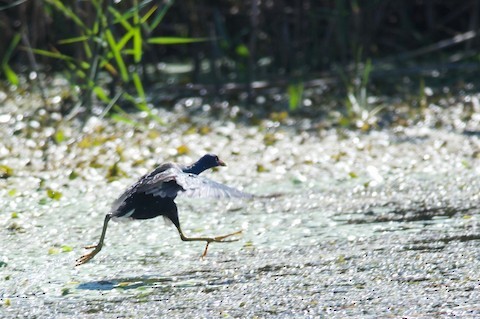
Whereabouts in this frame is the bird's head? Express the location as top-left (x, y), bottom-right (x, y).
top-left (184, 154), bottom-right (226, 175)
top-left (199, 154), bottom-right (226, 168)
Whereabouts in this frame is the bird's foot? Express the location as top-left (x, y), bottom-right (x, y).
top-left (211, 229), bottom-right (243, 243)
top-left (75, 245), bottom-right (102, 266)
top-left (201, 230), bottom-right (243, 258)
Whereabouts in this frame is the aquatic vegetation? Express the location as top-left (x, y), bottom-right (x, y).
top-left (46, 188), bottom-right (63, 200)
top-left (0, 164), bottom-right (13, 179)
top-left (1, 94), bottom-right (480, 317)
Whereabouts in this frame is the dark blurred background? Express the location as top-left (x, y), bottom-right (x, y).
top-left (1, 0), bottom-right (479, 118)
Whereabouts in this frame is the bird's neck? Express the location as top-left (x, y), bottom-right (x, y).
top-left (183, 162), bottom-right (209, 175)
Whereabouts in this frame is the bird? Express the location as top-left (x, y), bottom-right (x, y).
top-left (76, 154), bottom-right (251, 266)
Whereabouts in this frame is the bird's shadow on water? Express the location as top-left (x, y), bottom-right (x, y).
top-left (77, 276), bottom-right (172, 291)
top-left (76, 270), bottom-right (237, 291)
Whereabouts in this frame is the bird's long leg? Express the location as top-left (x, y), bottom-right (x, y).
top-left (176, 226), bottom-right (243, 257)
top-left (76, 214), bottom-right (112, 266)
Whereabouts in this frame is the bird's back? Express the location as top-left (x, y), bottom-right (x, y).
top-left (110, 163), bottom-right (182, 219)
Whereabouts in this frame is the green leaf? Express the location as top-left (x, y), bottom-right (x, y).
top-left (58, 36), bottom-right (89, 45)
top-left (82, 35), bottom-right (93, 59)
top-left (0, 165), bottom-right (13, 178)
top-left (141, 5), bottom-right (158, 24)
top-left (2, 65), bottom-right (19, 86)
top-left (122, 91), bottom-right (164, 125)
top-left (100, 61), bottom-right (118, 76)
top-left (133, 26), bottom-right (142, 63)
top-left (47, 188), bottom-right (62, 200)
top-left (108, 6), bottom-right (133, 31)
top-left (31, 49), bottom-right (75, 62)
top-left (147, 37), bottom-right (208, 45)
top-left (108, 1), bottom-right (152, 28)
top-left (361, 58), bottom-right (372, 87)
top-left (61, 245), bottom-right (73, 252)
top-left (235, 44), bottom-right (250, 57)
top-left (46, 0), bottom-right (87, 30)
top-left (105, 30), bottom-right (129, 82)
top-left (2, 33), bottom-right (21, 66)
top-left (93, 86), bottom-right (111, 103)
top-left (122, 49), bottom-right (137, 55)
top-left (287, 82), bottom-right (304, 111)
top-left (79, 61), bottom-right (90, 69)
top-left (348, 172), bottom-right (358, 178)
top-left (54, 130), bottom-right (65, 144)
top-left (1, 33), bottom-right (21, 85)
top-left (147, 2), bottom-right (172, 32)
top-left (132, 73), bottom-right (146, 104)
top-left (106, 161), bottom-right (127, 182)
top-left (69, 170), bottom-right (79, 180)
top-left (133, 0), bottom-right (140, 25)
top-left (117, 29), bottom-right (135, 51)
top-left (74, 68), bottom-right (87, 79)
top-left (110, 113), bottom-right (137, 126)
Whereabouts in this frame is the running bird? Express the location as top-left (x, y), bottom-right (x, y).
top-left (76, 154), bottom-right (251, 266)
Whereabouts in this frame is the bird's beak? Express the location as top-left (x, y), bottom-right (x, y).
top-left (218, 159), bottom-right (226, 166)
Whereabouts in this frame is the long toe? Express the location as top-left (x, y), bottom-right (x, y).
top-left (214, 230), bottom-right (243, 242)
top-left (76, 253), bottom-right (95, 266)
top-left (76, 248), bottom-right (100, 266)
top-left (75, 255), bottom-right (90, 266)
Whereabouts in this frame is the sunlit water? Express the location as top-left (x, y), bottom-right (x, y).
top-left (1, 106), bottom-right (480, 318)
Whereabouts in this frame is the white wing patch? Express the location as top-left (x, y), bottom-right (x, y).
top-left (134, 166), bottom-right (252, 199)
top-left (123, 209), bottom-right (136, 218)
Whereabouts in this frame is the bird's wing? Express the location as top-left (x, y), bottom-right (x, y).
top-left (138, 168), bottom-right (251, 199)
top-left (138, 167), bottom-right (185, 198)
top-left (109, 165), bottom-right (181, 213)
top-left (174, 173), bottom-right (252, 199)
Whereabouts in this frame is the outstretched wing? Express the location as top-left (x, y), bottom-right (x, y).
top-left (139, 168), bottom-right (252, 199)
top-left (175, 173), bottom-right (252, 199)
